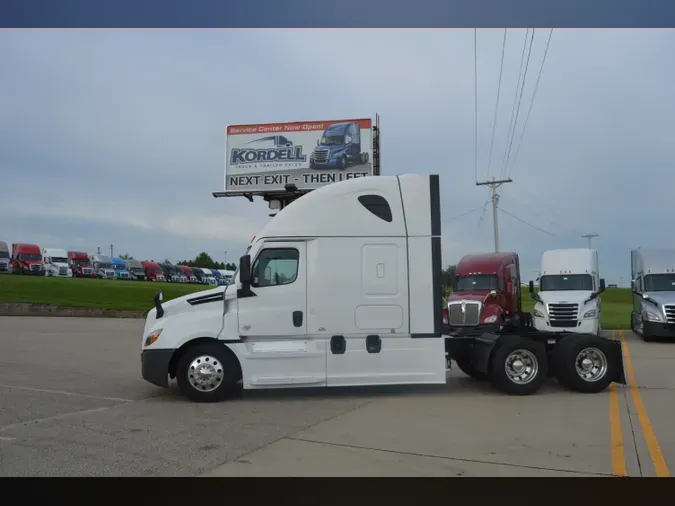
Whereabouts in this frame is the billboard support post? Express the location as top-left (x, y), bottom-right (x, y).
top-left (213, 114), bottom-right (380, 215)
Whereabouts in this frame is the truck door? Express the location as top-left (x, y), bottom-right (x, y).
top-left (237, 242), bottom-right (325, 387)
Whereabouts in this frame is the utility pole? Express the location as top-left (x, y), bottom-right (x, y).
top-left (97, 245), bottom-right (101, 255)
top-left (476, 177), bottom-right (513, 253)
top-left (110, 244), bottom-right (114, 258)
top-left (581, 233), bottom-right (598, 249)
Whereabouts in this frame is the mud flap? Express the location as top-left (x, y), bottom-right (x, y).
top-left (608, 338), bottom-right (627, 385)
top-left (467, 333), bottom-right (501, 375)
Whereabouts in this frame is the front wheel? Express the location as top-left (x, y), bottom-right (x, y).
top-left (490, 339), bottom-right (548, 395)
top-left (552, 335), bottom-right (616, 393)
top-left (340, 156), bottom-right (348, 170)
top-left (176, 343), bottom-right (241, 402)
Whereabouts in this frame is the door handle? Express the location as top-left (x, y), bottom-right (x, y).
top-left (292, 311), bottom-right (303, 328)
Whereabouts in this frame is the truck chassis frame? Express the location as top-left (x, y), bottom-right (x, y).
top-left (444, 316), bottom-right (626, 395)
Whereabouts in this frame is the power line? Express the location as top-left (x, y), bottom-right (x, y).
top-left (477, 199), bottom-right (490, 228)
top-left (486, 28), bottom-right (508, 180)
top-left (498, 205), bottom-right (556, 236)
top-left (507, 28), bottom-right (554, 178)
top-left (501, 190), bottom-right (585, 237)
top-left (503, 28), bottom-right (536, 176)
top-left (448, 202), bottom-right (489, 220)
top-left (473, 28), bottom-right (478, 183)
top-left (499, 28), bottom-right (530, 180)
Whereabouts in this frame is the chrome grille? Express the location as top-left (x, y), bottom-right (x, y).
top-left (0, 263), bottom-right (8, 272)
top-left (30, 264), bottom-right (41, 272)
top-left (156, 275), bottom-right (165, 282)
top-left (82, 267), bottom-right (93, 275)
top-left (59, 266), bottom-right (67, 275)
top-left (313, 149), bottom-right (329, 163)
top-left (106, 271), bottom-right (115, 279)
top-left (665, 305), bottom-right (675, 324)
top-left (448, 301), bottom-right (481, 326)
top-left (548, 303), bottom-right (579, 328)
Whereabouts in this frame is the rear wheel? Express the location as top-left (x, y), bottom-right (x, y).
top-left (490, 338), bottom-right (548, 395)
top-left (454, 354), bottom-right (488, 381)
top-left (176, 343), bottom-right (241, 402)
top-left (552, 335), bottom-right (616, 393)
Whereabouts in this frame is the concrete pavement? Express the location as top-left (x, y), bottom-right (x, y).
top-left (0, 317), bottom-right (673, 476)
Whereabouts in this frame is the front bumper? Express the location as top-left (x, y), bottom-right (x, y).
top-left (141, 349), bottom-right (174, 388)
top-left (533, 317), bottom-right (599, 334)
top-left (643, 321), bottom-right (675, 338)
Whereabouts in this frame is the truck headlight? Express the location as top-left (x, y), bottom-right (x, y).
top-left (144, 329), bottom-right (163, 346)
top-left (483, 315), bottom-right (498, 324)
top-left (583, 309), bottom-right (597, 318)
top-left (533, 309), bottom-right (544, 318)
top-left (646, 311), bottom-right (662, 322)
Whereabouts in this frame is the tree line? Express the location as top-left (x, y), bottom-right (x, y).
top-left (118, 252), bottom-right (236, 271)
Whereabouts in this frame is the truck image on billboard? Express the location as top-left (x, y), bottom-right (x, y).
top-left (225, 118), bottom-right (374, 193)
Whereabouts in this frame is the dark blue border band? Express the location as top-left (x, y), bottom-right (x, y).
top-left (2, 0), bottom-right (675, 28)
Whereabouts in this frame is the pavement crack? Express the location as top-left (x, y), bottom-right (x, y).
top-left (199, 398), bottom-right (377, 476)
top-left (0, 384), bottom-right (135, 402)
top-left (621, 384), bottom-right (643, 477)
top-left (286, 437), bottom-right (614, 477)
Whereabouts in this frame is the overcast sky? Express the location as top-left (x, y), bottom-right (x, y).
top-left (1, 29), bottom-right (673, 283)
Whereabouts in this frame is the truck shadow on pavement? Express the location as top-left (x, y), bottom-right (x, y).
top-left (155, 374), bottom-right (572, 404)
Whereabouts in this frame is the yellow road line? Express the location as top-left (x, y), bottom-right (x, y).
top-left (620, 329), bottom-right (670, 477)
top-left (609, 330), bottom-right (627, 477)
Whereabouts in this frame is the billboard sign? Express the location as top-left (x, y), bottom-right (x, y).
top-left (224, 118), bottom-right (374, 193)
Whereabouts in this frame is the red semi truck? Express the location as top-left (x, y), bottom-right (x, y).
top-left (68, 251), bottom-right (97, 278)
top-left (178, 265), bottom-right (198, 283)
top-left (11, 243), bottom-right (44, 275)
top-left (142, 261), bottom-right (166, 282)
top-left (444, 252), bottom-right (524, 329)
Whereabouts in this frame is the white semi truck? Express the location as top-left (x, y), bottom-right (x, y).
top-left (42, 248), bottom-right (73, 277)
top-left (140, 174), bottom-right (625, 402)
top-left (529, 249), bottom-right (604, 335)
top-left (630, 248), bottom-right (675, 342)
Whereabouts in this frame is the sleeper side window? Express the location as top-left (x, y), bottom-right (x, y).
top-left (358, 194), bottom-right (393, 223)
top-left (251, 248), bottom-right (299, 287)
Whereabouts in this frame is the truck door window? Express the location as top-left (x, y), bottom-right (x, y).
top-left (358, 194), bottom-right (392, 223)
top-left (251, 248), bottom-right (299, 287)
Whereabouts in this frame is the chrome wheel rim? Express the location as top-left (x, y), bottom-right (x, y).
top-left (575, 347), bottom-right (608, 382)
top-left (505, 349), bottom-right (539, 384)
top-left (187, 355), bottom-right (224, 392)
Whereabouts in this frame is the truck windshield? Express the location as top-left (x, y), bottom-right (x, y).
top-left (453, 274), bottom-right (498, 291)
top-left (52, 257), bottom-right (68, 264)
top-left (113, 264), bottom-right (126, 270)
top-left (539, 274), bottom-right (593, 291)
top-left (97, 262), bottom-right (112, 269)
top-left (149, 268), bottom-right (162, 274)
top-left (131, 267), bottom-right (143, 273)
top-left (0, 251), bottom-right (9, 259)
top-left (644, 274), bottom-right (675, 292)
top-left (22, 254), bottom-right (41, 261)
top-left (320, 135), bottom-right (344, 146)
top-left (72, 260), bottom-right (90, 266)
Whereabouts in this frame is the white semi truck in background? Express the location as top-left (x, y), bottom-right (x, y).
top-left (42, 248), bottom-right (73, 277)
top-left (140, 175), bottom-right (625, 403)
top-left (529, 249), bottom-right (604, 335)
top-left (630, 248), bottom-right (675, 342)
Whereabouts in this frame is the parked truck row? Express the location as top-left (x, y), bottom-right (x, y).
top-left (0, 241), bottom-right (233, 286)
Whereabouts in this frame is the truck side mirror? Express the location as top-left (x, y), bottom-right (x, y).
top-left (599, 278), bottom-right (606, 293)
top-left (239, 254), bottom-right (251, 285)
top-left (528, 280), bottom-right (534, 293)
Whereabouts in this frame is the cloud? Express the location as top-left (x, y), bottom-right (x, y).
top-left (1, 29), bottom-right (674, 284)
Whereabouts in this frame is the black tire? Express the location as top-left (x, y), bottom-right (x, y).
top-left (552, 335), bottom-right (616, 393)
top-left (454, 354), bottom-right (488, 380)
top-left (176, 343), bottom-right (241, 402)
top-left (340, 156), bottom-right (348, 170)
top-left (490, 338), bottom-right (548, 395)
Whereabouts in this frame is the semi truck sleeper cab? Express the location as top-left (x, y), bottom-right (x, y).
top-left (140, 174), bottom-right (625, 403)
